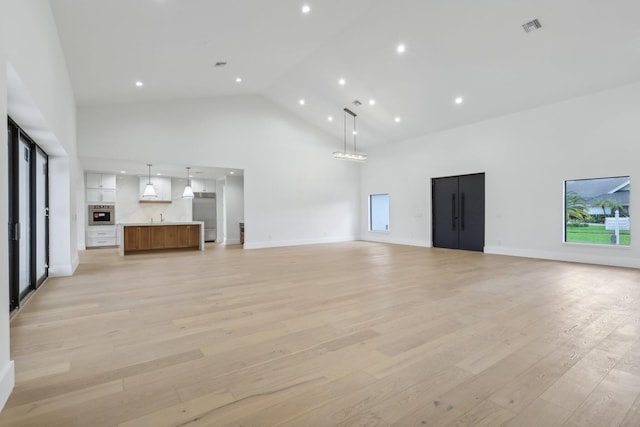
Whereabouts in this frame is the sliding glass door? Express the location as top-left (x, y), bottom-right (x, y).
top-left (18, 136), bottom-right (31, 298)
top-left (35, 147), bottom-right (48, 286)
top-left (8, 118), bottom-right (48, 312)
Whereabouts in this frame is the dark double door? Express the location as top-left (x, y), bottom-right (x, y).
top-left (432, 173), bottom-right (485, 252)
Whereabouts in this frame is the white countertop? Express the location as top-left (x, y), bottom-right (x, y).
top-left (118, 221), bottom-right (204, 227)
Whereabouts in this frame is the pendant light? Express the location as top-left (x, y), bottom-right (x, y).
top-left (333, 107), bottom-right (367, 162)
top-left (183, 167), bottom-right (194, 199)
top-left (142, 164), bottom-right (157, 198)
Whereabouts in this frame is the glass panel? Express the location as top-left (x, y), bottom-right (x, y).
top-left (19, 138), bottom-right (31, 293)
top-left (370, 194), bottom-right (390, 231)
top-left (565, 176), bottom-right (630, 245)
top-left (36, 150), bottom-right (47, 281)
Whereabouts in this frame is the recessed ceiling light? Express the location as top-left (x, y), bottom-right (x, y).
top-left (338, 78), bottom-right (346, 86)
top-left (135, 81), bottom-right (144, 87)
top-left (369, 99), bottom-right (376, 106)
top-left (455, 96), bottom-right (464, 105)
top-left (299, 99), bottom-right (305, 106)
top-left (156, 173), bottom-right (161, 176)
top-left (302, 5), bottom-right (311, 14)
top-left (328, 116), bottom-right (333, 122)
top-left (230, 171), bottom-right (235, 175)
top-left (396, 44), bottom-right (406, 54)
top-left (235, 77), bottom-right (242, 83)
top-left (394, 117), bottom-right (401, 123)
top-left (120, 170), bottom-right (126, 174)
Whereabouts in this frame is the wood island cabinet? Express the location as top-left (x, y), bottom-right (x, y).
top-left (150, 226), bottom-right (166, 249)
top-left (123, 224), bottom-right (201, 254)
top-left (124, 226), bottom-right (151, 251)
top-left (165, 225), bottom-right (178, 247)
top-left (178, 225), bottom-right (200, 248)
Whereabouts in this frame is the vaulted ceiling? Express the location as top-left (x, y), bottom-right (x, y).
top-left (50, 0), bottom-right (640, 150)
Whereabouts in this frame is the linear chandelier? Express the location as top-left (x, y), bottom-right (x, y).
top-left (333, 108), bottom-right (367, 162)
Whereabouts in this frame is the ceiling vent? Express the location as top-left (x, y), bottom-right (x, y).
top-left (215, 61), bottom-right (228, 67)
top-left (352, 100), bottom-right (362, 106)
top-left (522, 19), bottom-right (542, 33)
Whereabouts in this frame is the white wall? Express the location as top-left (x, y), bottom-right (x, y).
top-left (217, 177), bottom-right (226, 243)
top-left (360, 82), bottom-right (640, 268)
top-left (0, 3), bottom-right (12, 411)
top-left (4, 1), bottom-right (79, 277)
top-left (78, 96), bottom-right (360, 249)
top-left (76, 164), bottom-right (86, 250)
top-left (225, 176), bottom-right (245, 244)
top-left (1, 0), bottom-right (78, 411)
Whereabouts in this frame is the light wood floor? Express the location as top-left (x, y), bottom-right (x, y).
top-left (1, 242), bottom-right (639, 426)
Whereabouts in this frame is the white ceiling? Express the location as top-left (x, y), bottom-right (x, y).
top-left (50, 0), bottom-right (640, 152)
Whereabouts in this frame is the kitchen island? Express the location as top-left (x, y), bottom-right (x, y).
top-left (118, 222), bottom-right (205, 255)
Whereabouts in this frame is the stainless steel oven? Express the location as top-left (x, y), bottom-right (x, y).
top-left (88, 204), bottom-right (115, 226)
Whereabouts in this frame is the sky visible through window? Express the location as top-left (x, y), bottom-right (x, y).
top-left (370, 194), bottom-right (389, 232)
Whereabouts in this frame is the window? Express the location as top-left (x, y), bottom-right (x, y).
top-left (564, 176), bottom-right (630, 246)
top-left (369, 194), bottom-right (390, 231)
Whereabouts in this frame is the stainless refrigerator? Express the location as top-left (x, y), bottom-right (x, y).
top-left (193, 192), bottom-right (217, 242)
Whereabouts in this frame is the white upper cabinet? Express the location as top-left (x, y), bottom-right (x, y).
top-left (87, 188), bottom-right (116, 203)
top-left (139, 176), bottom-right (172, 202)
top-left (86, 173), bottom-right (116, 189)
top-left (86, 173), bottom-right (116, 203)
top-left (190, 179), bottom-right (215, 193)
top-left (101, 174), bottom-right (116, 189)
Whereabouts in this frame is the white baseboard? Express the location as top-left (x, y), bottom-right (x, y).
top-left (71, 254), bottom-right (79, 274)
top-left (360, 235), bottom-right (432, 248)
top-left (48, 263), bottom-right (74, 277)
top-left (225, 238), bottom-right (242, 245)
top-left (484, 246), bottom-right (640, 269)
top-left (49, 252), bottom-right (80, 277)
top-left (0, 361), bottom-right (15, 412)
top-left (244, 236), bottom-right (356, 250)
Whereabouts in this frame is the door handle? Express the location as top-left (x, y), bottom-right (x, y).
top-left (461, 193), bottom-right (465, 231)
top-left (452, 194), bottom-right (457, 229)
top-left (10, 222), bottom-right (20, 241)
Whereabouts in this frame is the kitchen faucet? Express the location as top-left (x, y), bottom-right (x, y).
top-left (160, 213), bottom-right (164, 223)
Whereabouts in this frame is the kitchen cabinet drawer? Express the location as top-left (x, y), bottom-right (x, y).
top-left (86, 236), bottom-right (117, 247)
top-left (86, 227), bottom-right (116, 238)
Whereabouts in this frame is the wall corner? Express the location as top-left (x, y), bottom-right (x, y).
top-left (0, 360), bottom-right (15, 412)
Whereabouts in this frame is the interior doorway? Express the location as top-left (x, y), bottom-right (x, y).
top-left (432, 172), bottom-right (485, 252)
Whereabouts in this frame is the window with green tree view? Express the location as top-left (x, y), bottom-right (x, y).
top-left (564, 176), bottom-right (630, 245)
